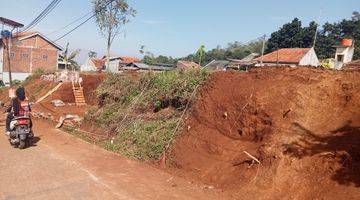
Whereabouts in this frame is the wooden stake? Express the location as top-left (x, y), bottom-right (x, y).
top-left (243, 151), bottom-right (261, 164)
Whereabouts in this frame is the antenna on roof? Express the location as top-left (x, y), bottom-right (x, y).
top-left (312, 8), bottom-right (323, 48)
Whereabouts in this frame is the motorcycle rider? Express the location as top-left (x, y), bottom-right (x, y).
top-left (5, 87), bottom-right (31, 136)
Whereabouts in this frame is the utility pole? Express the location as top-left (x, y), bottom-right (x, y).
top-left (260, 34), bottom-right (266, 66)
top-left (313, 9), bottom-right (322, 48)
top-left (0, 17), bottom-right (24, 87)
top-left (6, 37), bottom-right (12, 86)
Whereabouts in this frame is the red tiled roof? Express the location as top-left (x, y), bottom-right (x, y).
top-left (91, 58), bottom-right (105, 70)
top-left (177, 61), bottom-right (201, 69)
top-left (255, 48), bottom-right (311, 63)
top-left (120, 56), bottom-right (140, 63)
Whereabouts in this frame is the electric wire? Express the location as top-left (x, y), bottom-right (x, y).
top-left (21, 0), bottom-right (62, 32)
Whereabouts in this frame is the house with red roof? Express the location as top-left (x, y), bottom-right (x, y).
top-left (255, 48), bottom-right (320, 67)
top-left (80, 56), bottom-right (140, 72)
top-left (176, 61), bottom-right (201, 70)
top-left (80, 58), bottom-right (106, 72)
top-left (0, 31), bottom-right (62, 84)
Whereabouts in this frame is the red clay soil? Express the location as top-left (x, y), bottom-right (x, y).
top-left (80, 73), bottom-right (106, 105)
top-left (0, 73), bottom-right (106, 123)
top-left (171, 67), bottom-right (360, 199)
top-left (32, 74), bottom-right (106, 119)
top-left (37, 73), bottom-right (106, 105)
top-left (344, 59), bottom-right (360, 70)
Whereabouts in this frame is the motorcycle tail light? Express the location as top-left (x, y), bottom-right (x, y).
top-left (18, 119), bottom-right (29, 125)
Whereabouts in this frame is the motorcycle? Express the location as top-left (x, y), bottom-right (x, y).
top-left (7, 101), bottom-right (33, 149)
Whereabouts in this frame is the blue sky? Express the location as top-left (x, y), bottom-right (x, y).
top-left (0, 0), bottom-right (359, 62)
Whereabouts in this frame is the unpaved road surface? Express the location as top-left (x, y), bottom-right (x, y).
top-left (0, 119), bottom-right (222, 200)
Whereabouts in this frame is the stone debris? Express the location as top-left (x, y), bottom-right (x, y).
top-left (51, 99), bottom-right (65, 107)
top-left (56, 114), bottom-right (83, 128)
top-left (41, 71), bottom-right (80, 83)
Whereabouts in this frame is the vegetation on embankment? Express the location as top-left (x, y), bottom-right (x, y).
top-left (85, 69), bottom-right (210, 161)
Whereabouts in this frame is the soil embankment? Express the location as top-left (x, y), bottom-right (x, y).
top-left (171, 67), bottom-right (360, 199)
top-left (31, 74), bottom-right (105, 119)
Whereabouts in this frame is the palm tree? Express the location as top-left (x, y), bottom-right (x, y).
top-left (62, 43), bottom-right (80, 71)
top-left (196, 45), bottom-right (206, 66)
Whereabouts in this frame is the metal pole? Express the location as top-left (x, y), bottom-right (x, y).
top-left (6, 37), bottom-right (12, 86)
top-left (260, 34), bottom-right (266, 66)
top-left (313, 9), bottom-right (322, 48)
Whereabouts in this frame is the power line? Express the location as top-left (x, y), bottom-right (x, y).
top-left (51, 13), bottom-right (96, 45)
top-left (47, 11), bottom-right (93, 36)
top-left (21, 0), bottom-right (62, 32)
top-left (39, 0), bottom-right (118, 49)
top-left (23, 0), bottom-right (61, 32)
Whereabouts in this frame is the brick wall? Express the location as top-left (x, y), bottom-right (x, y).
top-left (2, 34), bottom-right (59, 73)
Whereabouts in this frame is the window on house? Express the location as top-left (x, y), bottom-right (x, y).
top-left (21, 53), bottom-right (29, 60)
top-left (43, 54), bottom-right (48, 61)
top-left (337, 54), bottom-right (344, 62)
top-left (10, 52), bottom-right (15, 59)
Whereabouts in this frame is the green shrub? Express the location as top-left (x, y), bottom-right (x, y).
top-left (23, 68), bottom-right (46, 85)
top-left (88, 69), bottom-right (210, 160)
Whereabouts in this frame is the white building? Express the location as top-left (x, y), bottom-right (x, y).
top-left (103, 56), bottom-right (140, 73)
top-left (80, 58), bottom-right (105, 72)
top-left (255, 48), bottom-right (320, 67)
top-left (333, 39), bottom-right (355, 70)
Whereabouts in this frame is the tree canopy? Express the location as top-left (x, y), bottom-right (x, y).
top-left (93, 0), bottom-right (136, 69)
top-left (266, 13), bottom-right (360, 59)
top-left (141, 12), bottom-right (359, 65)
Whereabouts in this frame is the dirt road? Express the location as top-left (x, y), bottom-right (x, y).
top-left (0, 119), bottom-right (221, 200)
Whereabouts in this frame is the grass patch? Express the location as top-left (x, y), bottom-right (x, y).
top-left (64, 125), bottom-right (94, 143)
top-left (22, 68), bottom-right (46, 86)
top-left (86, 69), bottom-right (210, 160)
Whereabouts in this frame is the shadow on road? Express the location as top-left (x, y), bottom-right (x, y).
top-left (28, 136), bottom-right (41, 147)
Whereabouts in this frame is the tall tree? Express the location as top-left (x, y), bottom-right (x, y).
top-left (266, 18), bottom-right (303, 53)
top-left (93, 0), bottom-right (136, 70)
top-left (300, 21), bottom-right (318, 47)
top-left (315, 22), bottom-right (341, 59)
top-left (195, 45), bottom-right (206, 66)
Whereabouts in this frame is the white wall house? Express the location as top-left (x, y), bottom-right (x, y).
top-left (255, 48), bottom-right (320, 67)
top-left (107, 58), bottom-right (121, 73)
top-left (333, 41), bottom-right (355, 70)
top-left (80, 58), bottom-right (105, 72)
top-left (104, 56), bottom-right (141, 73)
top-left (298, 48), bottom-right (320, 66)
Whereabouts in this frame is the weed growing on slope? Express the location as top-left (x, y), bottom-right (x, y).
top-left (86, 69), bottom-right (210, 160)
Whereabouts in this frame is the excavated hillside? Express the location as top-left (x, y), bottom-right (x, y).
top-left (171, 67), bottom-right (360, 200)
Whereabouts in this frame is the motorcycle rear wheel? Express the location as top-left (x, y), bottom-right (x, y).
top-left (18, 140), bottom-right (26, 149)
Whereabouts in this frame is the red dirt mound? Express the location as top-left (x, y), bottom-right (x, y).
top-left (32, 74), bottom-right (106, 120)
top-left (171, 67), bottom-right (360, 199)
top-left (80, 74), bottom-right (106, 105)
top-left (344, 60), bottom-right (360, 70)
